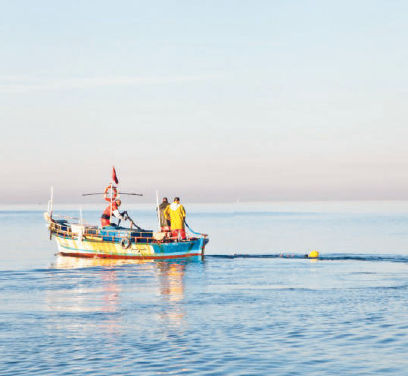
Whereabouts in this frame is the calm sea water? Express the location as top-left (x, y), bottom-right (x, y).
top-left (1, 201), bottom-right (408, 375)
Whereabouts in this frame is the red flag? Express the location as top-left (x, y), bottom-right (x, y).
top-left (112, 166), bottom-right (119, 184)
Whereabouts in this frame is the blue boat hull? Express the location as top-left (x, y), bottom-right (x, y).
top-left (55, 234), bottom-right (209, 260)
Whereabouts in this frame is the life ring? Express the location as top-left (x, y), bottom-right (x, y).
top-left (104, 185), bottom-right (118, 202)
top-left (121, 237), bottom-right (131, 249)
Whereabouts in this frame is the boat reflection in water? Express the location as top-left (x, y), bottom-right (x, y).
top-left (51, 254), bottom-right (153, 269)
top-left (48, 255), bottom-right (204, 333)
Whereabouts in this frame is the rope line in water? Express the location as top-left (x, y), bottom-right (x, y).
top-left (184, 221), bottom-right (204, 236)
top-left (207, 254), bottom-right (408, 263)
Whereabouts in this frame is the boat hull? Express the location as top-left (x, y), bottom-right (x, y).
top-left (55, 235), bottom-right (208, 260)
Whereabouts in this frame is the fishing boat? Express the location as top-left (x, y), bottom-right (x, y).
top-left (44, 169), bottom-right (209, 260)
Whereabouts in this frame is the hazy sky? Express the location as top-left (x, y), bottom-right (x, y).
top-left (1, 0), bottom-right (407, 204)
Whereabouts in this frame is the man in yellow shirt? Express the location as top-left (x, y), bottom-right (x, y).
top-left (164, 197), bottom-right (187, 240)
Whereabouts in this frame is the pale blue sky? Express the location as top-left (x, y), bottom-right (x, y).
top-left (1, 1), bottom-right (407, 203)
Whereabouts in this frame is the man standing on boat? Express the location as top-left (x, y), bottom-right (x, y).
top-left (164, 197), bottom-right (187, 240)
top-left (101, 199), bottom-right (127, 227)
top-left (158, 197), bottom-right (171, 232)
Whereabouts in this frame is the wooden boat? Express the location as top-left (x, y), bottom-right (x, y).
top-left (44, 215), bottom-right (208, 260)
top-left (44, 174), bottom-right (209, 260)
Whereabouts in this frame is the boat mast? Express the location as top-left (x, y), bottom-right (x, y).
top-left (109, 182), bottom-right (113, 220)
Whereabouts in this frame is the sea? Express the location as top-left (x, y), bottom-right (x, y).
top-left (1, 201), bottom-right (408, 376)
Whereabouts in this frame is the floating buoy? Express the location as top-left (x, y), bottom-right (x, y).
top-left (308, 250), bottom-right (319, 258)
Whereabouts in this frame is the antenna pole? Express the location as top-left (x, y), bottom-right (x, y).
top-left (156, 190), bottom-right (161, 231)
top-left (48, 186), bottom-right (54, 218)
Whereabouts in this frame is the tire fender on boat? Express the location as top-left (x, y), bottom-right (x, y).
top-left (121, 237), bottom-right (131, 249)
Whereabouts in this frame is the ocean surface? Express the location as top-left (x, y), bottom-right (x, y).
top-left (1, 201), bottom-right (408, 375)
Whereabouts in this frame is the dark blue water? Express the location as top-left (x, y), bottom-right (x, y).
top-left (1, 202), bottom-right (408, 375)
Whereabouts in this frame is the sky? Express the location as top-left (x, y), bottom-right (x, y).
top-left (1, 0), bottom-right (407, 204)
